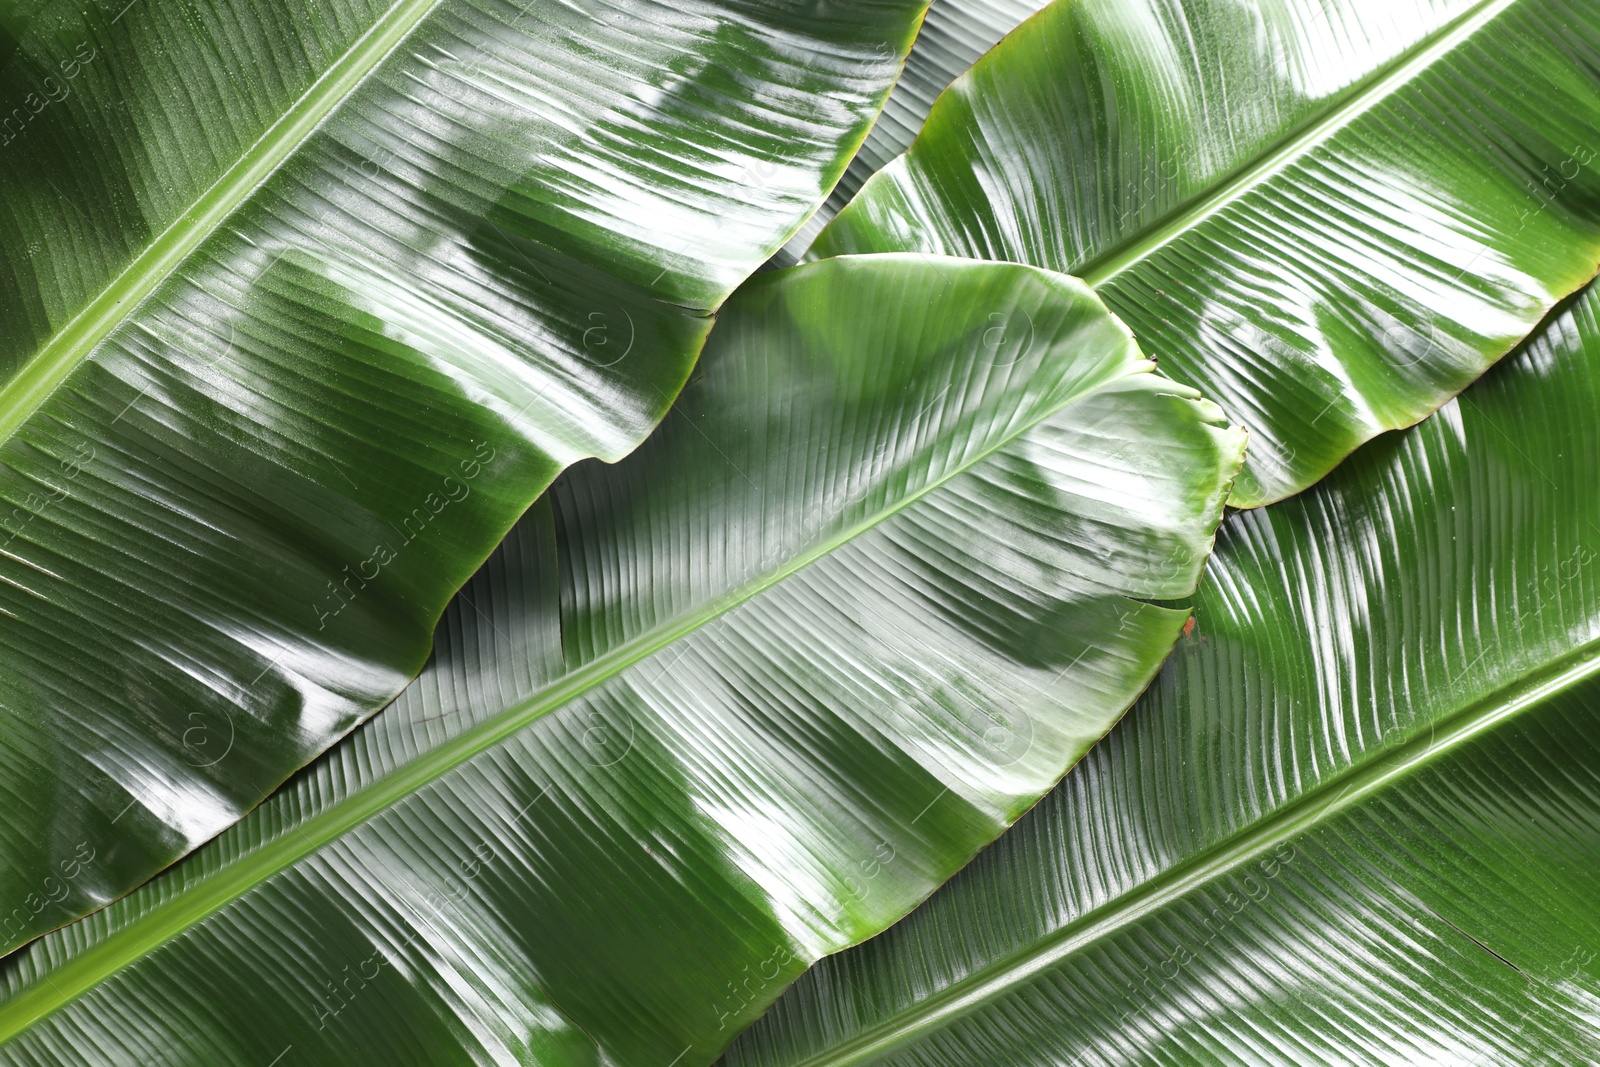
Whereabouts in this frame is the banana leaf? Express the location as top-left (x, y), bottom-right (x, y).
top-left (724, 280), bottom-right (1600, 1065)
top-left (771, 0), bottom-right (1049, 265)
top-left (0, 255), bottom-right (1243, 1065)
top-left (0, 0), bottom-right (927, 952)
top-left (814, 0), bottom-right (1600, 505)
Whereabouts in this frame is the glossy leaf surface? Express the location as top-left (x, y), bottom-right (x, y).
top-left (816, 0), bottom-right (1600, 504)
top-left (0, 0), bottom-right (926, 952)
top-left (726, 281), bottom-right (1600, 1065)
top-left (0, 255), bottom-right (1243, 1065)
top-left (772, 0), bottom-right (1049, 265)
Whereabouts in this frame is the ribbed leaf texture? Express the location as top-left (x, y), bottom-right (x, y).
top-left (0, 256), bottom-right (1244, 1066)
top-left (0, 0), bottom-right (927, 952)
top-left (724, 280), bottom-right (1600, 1066)
top-left (771, 0), bottom-right (1050, 265)
top-left (815, 0), bottom-right (1600, 504)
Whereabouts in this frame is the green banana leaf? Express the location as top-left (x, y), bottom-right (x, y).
top-left (723, 280), bottom-right (1600, 1066)
top-left (0, 0), bottom-right (928, 953)
top-left (813, 0), bottom-right (1600, 506)
top-left (0, 255), bottom-right (1243, 1065)
top-left (771, 0), bottom-right (1049, 265)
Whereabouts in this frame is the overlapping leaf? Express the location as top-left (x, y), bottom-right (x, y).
top-left (0, 0), bottom-right (927, 951)
top-left (815, 0), bottom-right (1600, 504)
top-left (0, 255), bottom-right (1242, 1066)
top-left (726, 281), bottom-right (1600, 1066)
top-left (771, 0), bottom-right (1049, 265)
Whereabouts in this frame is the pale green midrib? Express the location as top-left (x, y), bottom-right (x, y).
top-left (826, 0), bottom-right (1515, 282)
top-left (781, 634), bottom-right (1600, 1067)
top-left (1074, 0), bottom-right (1516, 288)
top-left (0, 351), bottom-right (1182, 1041)
top-left (0, 0), bottom-right (446, 447)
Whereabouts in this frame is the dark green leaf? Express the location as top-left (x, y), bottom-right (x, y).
top-left (772, 0), bottom-right (1050, 265)
top-left (814, 0), bottom-right (1600, 504)
top-left (726, 280), bottom-right (1600, 1066)
top-left (0, 0), bottom-right (928, 952)
top-left (0, 255), bottom-right (1242, 1065)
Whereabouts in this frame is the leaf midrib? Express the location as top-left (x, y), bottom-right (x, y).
top-left (0, 0), bottom-right (446, 447)
top-left (830, 0), bottom-right (1516, 286)
top-left (0, 350), bottom-right (1166, 1041)
top-left (777, 633), bottom-right (1600, 1067)
top-left (1074, 0), bottom-right (1517, 288)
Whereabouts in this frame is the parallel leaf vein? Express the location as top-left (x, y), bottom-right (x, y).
top-left (1075, 0), bottom-right (1516, 287)
top-left (0, 348), bottom-right (1182, 1040)
top-left (780, 633), bottom-right (1600, 1067)
top-left (0, 0), bottom-right (445, 446)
